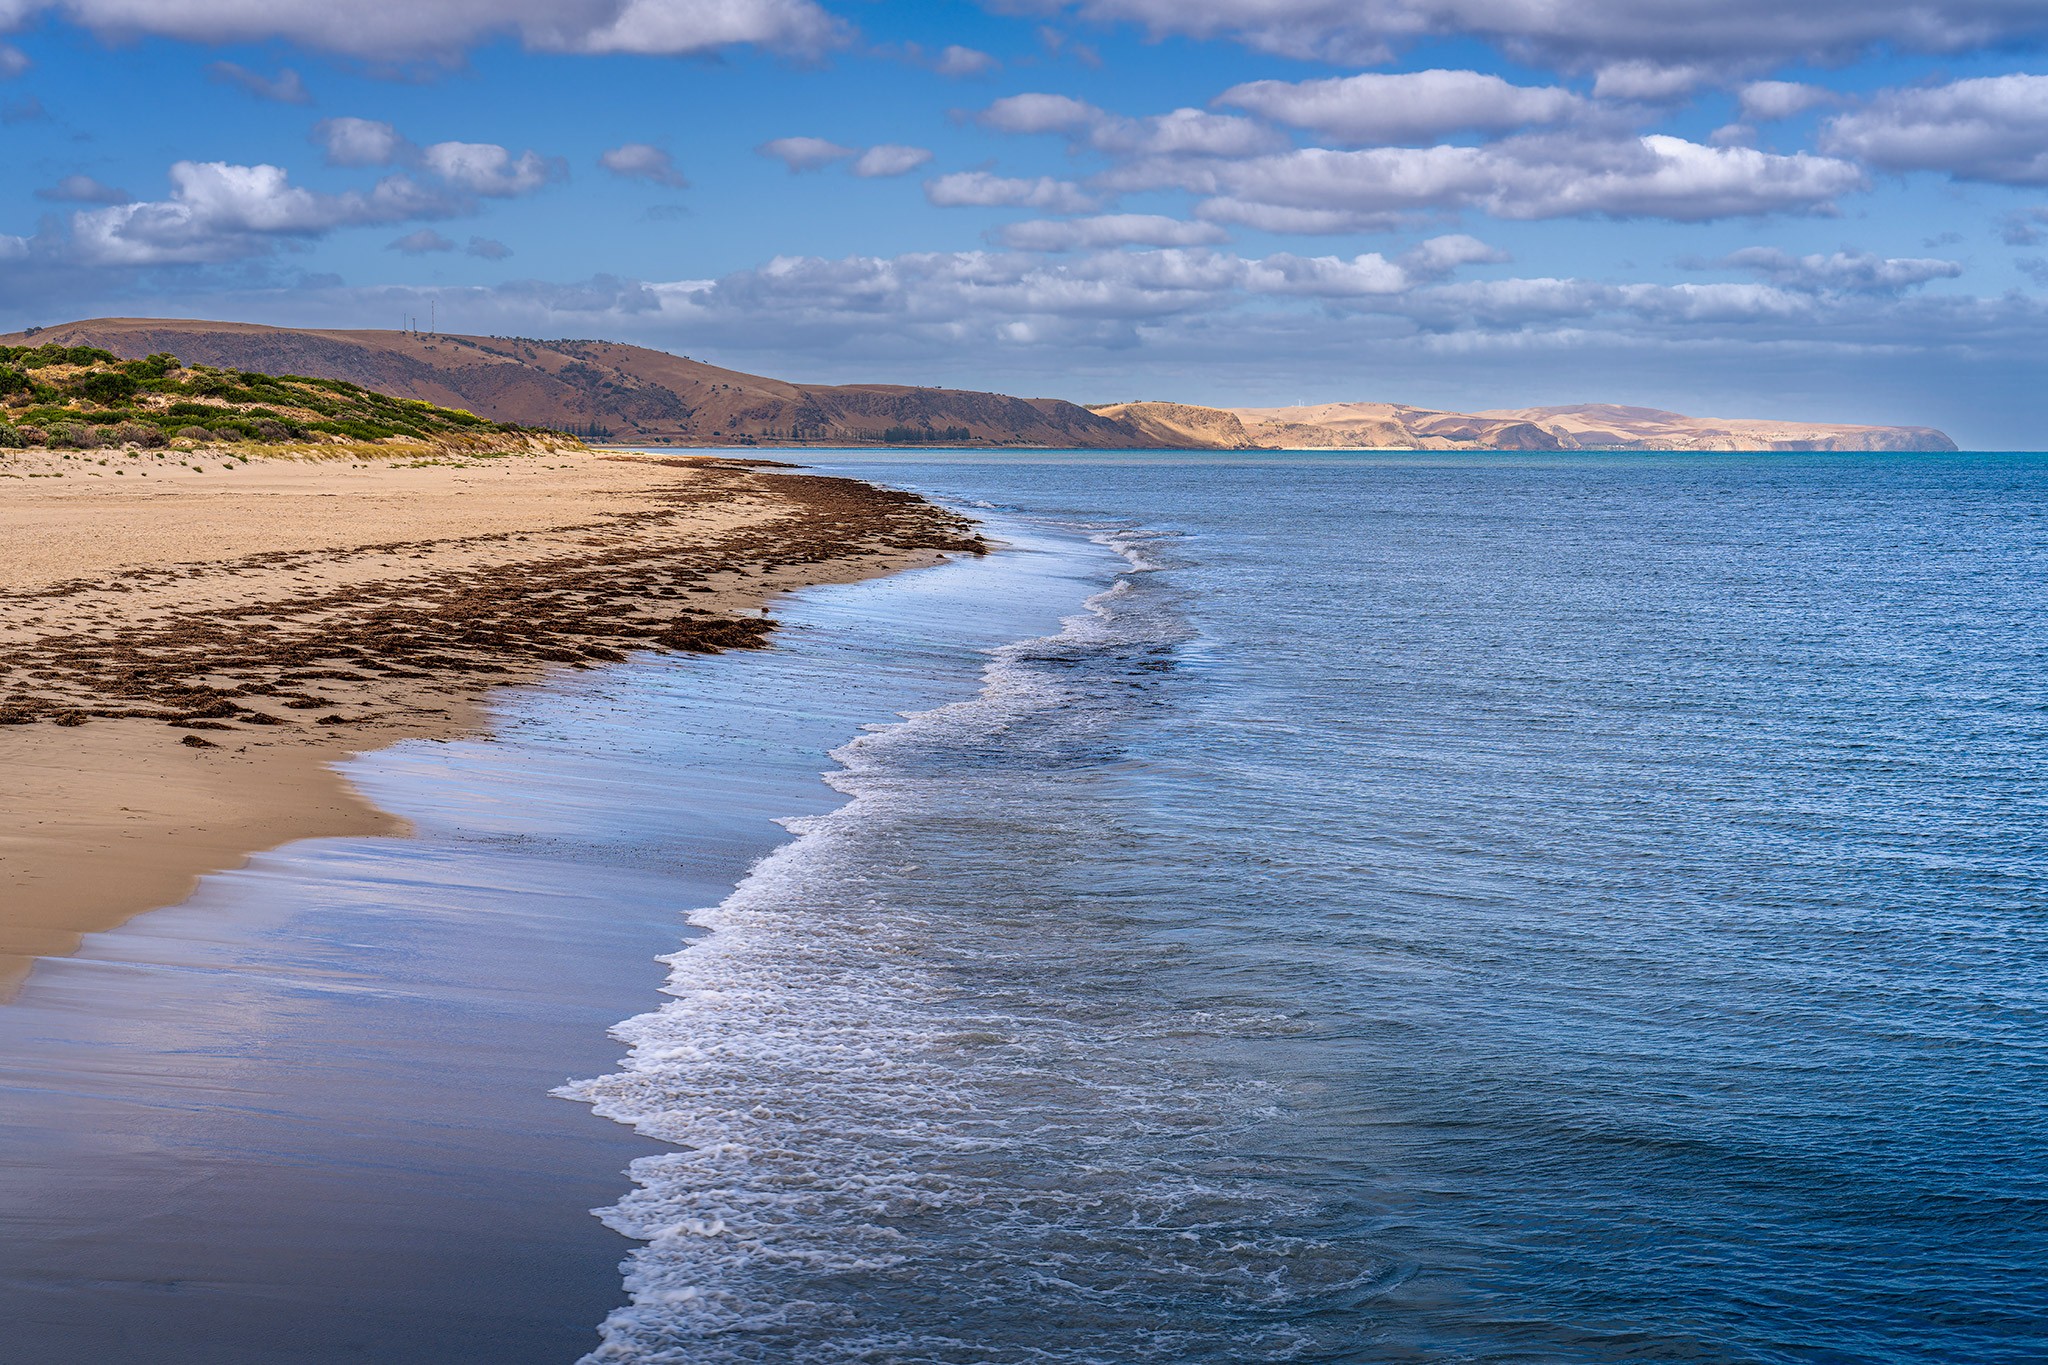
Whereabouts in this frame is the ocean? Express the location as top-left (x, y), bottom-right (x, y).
top-left (2, 450), bottom-right (2043, 1363)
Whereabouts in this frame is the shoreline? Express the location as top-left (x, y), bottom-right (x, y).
top-left (0, 446), bottom-right (981, 995)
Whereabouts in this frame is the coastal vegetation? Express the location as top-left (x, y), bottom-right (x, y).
top-left (0, 344), bottom-right (544, 453)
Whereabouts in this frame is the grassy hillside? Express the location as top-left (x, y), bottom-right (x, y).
top-left (0, 342), bottom-right (543, 452)
top-left (0, 321), bottom-right (1152, 448)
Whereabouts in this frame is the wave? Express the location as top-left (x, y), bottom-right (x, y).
top-left (558, 527), bottom-right (1382, 1363)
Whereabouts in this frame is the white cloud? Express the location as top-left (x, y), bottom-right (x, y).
top-left (389, 227), bottom-right (457, 253)
top-left (601, 142), bottom-right (690, 188)
top-left (998, 214), bottom-right (1230, 250)
top-left (1180, 134), bottom-right (1863, 229)
top-left (757, 135), bottom-right (858, 172)
top-left (1823, 75), bottom-right (2048, 185)
top-left (467, 235), bottom-right (513, 259)
top-left (1590, 61), bottom-right (1710, 101)
top-left (35, 173), bottom-right (130, 204)
top-left (421, 141), bottom-right (561, 195)
top-left (2, 0), bottom-right (845, 60)
top-left (852, 144), bottom-right (934, 178)
top-left (0, 42), bottom-right (28, 77)
top-left (206, 61), bottom-right (311, 104)
top-left (979, 92), bottom-right (1283, 156)
top-left (556, 0), bottom-right (844, 55)
top-left (2001, 206), bottom-right (2048, 246)
top-left (314, 117), bottom-right (408, 168)
top-left (979, 92), bottom-right (1100, 135)
top-left (934, 43), bottom-right (997, 76)
top-left (1714, 246), bottom-right (1962, 292)
top-left (1217, 69), bottom-right (1585, 145)
top-left (68, 161), bottom-right (426, 265)
top-left (1400, 232), bottom-right (1510, 276)
top-left (1739, 80), bottom-right (1834, 122)
top-left (925, 171), bottom-right (1099, 212)
top-left (976, 0), bottom-right (2048, 70)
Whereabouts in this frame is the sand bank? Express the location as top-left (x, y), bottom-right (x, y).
top-left (0, 446), bottom-right (981, 993)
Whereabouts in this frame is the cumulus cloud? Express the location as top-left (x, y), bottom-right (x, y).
top-left (467, 235), bottom-right (513, 259)
top-left (0, 0), bottom-right (846, 60)
top-left (925, 171), bottom-right (1099, 212)
top-left (314, 117), bottom-right (408, 167)
top-left (0, 43), bottom-right (28, 77)
top-left (1739, 80), bottom-right (1833, 122)
top-left (758, 135), bottom-right (858, 172)
top-left (1823, 75), bottom-right (2048, 185)
top-left (934, 43), bottom-right (997, 76)
top-left (1177, 134), bottom-right (1864, 230)
top-left (43, 123), bottom-right (563, 268)
top-left (1400, 232), bottom-right (1510, 276)
top-left (68, 161), bottom-right (436, 265)
top-left (2001, 206), bottom-right (2048, 247)
top-left (314, 119), bottom-right (563, 194)
top-left (997, 213), bottom-right (1230, 250)
top-left (1217, 69), bottom-right (1585, 145)
top-left (979, 93), bottom-right (1283, 156)
top-left (422, 141), bottom-right (562, 195)
top-left (852, 144), bottom-right (934, 178)
top-left (978, 0), bottom-right (2048, 70)
top-left (601, 142), bottom-right (690, 188)
top-left (36, 174), bottom-right (131, 204)
top-left (206, 61), bottom-right (311, 104)
top-left (557, 0), bottom-right (845, 56)
top-left (1712, 246), bottom-right (1963, 292)
top-left (1589, 61), bottom-right (1710, 101)
top-left (389, 227), bottom-right (457, 253)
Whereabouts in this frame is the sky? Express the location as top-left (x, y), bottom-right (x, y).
top-left (2, 2), bottom-right (2047, 445)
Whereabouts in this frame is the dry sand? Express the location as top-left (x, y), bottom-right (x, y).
top-left (0, 444), bottom-right (981, 994)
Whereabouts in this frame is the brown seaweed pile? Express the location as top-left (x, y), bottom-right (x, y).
top-left (0, 463), bottom-right (983, 737)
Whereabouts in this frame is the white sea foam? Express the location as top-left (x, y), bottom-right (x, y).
top-left (558, 535), bottom-right (1360, 1363)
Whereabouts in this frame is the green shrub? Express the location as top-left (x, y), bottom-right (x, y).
top-left (74, 370), bottom-right (140, 405)
top-left (174, 425), bottom-right (214, 442)
top-left (121, 352), bottom-right (179, 379)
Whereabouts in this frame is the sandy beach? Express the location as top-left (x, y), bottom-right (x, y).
top-left (0, 445), bottom-right (981, 993)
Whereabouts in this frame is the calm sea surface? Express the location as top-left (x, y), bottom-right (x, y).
top-left (573, 450), bottom-right (2048, 1364)
top-left (2, 451), bottom-right (2042, 1364)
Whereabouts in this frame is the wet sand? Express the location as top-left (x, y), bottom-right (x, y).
top-left (0, 520), bottom-right (1087, 1365)
top-left (0, 446), bottom-right (980, 992)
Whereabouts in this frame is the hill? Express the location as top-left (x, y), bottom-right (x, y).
top-left (0, 340), bottom-right (554, 455)
top-left (1098, 399), bottom-right (1958, 453)
top-left (3, 319), bottom-right (1140, 449)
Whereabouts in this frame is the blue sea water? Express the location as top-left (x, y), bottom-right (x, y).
top-left (2, 451), bottom-right (2042, 1365)
top-left (568, 450), bottom-right (2048, 1365)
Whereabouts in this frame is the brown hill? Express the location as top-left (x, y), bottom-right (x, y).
top-left (0, 319), bottom-right (1144, 449)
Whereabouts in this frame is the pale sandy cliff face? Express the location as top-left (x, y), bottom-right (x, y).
top-left (1091, 399), bottom-right (1958, 453)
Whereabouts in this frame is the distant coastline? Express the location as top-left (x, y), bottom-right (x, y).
top-left (2, 318), bottom-right (1960, 454)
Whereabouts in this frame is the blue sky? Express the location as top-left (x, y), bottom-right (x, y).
top-left (3, 1), bottom-right (2047, 444)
